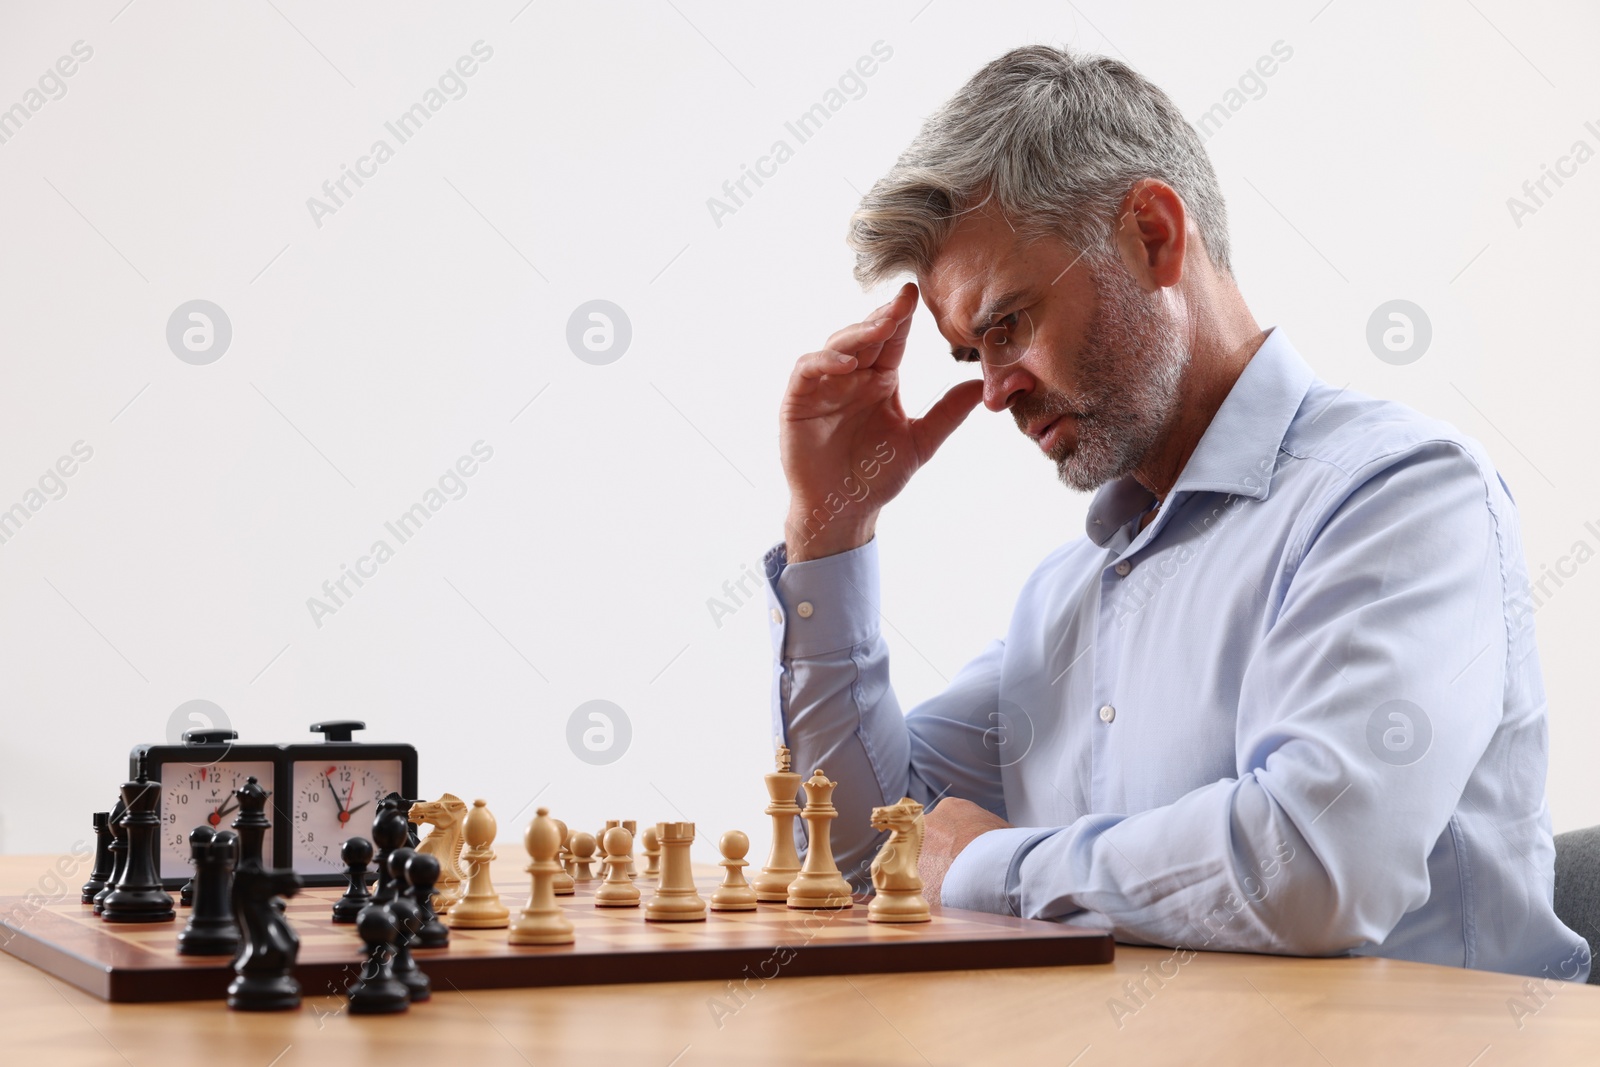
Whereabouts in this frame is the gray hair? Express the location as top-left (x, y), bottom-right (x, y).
top-left (846, 45), bottom-right (1232, 287)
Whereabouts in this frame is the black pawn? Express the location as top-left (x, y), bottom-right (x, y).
top-left (81, 812), bottom-right (114, 904)
top-left (346, 903), bottom-right (409, 1015)
top-left (332, 837), bottom-right (375, 924)
top-left (406, 852), bottom-right (449, 949)
top-left (101, 776), bottom-right (175, 923)
top-left (388, 896), bottom-right (430, 1002)
top-left (385, 848), bottom-right (430, 1001)
top-left (231, 776), bottom-right (272, 869)
top-left (227, 864), bottom-right (302, 1011)
top-left (93, 798), bottom-right (128, 914)
top-left (370, 799), bottom-right (408, 907)
top-left (178, 828), bottom-right (241, 956)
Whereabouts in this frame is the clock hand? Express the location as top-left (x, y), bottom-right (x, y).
top-left (345, 799), bottom-right (372, 818)
top-left (208, 796), bottom-right (238, 827)
top-left (325, 775), bottom-right (348, 815)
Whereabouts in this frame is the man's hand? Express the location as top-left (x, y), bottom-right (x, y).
top-left (779, 281), bottom-right (984, 562)
top-left (918, 797), bottom-right (1012, 907)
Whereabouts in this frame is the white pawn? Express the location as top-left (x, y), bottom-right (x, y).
top-left (570, 831), bottom-right (598, 882)
top-left (508, 807), bottom-right (573, 945)
top-left (550, 818), bottom-right (575, 896)
top-left (710, 831), bottom-right (758, 911)
top-left (640, 825), bottom-right (661, 879)
top-left (621, 820), bottom-right (638, 880)
top-left (594, 827), bottom-right (641, 908)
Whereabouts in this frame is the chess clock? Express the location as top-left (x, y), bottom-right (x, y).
top-left (130, 720), bottom-right (417, 888)
top-left (129, 729), bottom-right (282, 885)
top-left (281, 720), bottom-right (417, 885)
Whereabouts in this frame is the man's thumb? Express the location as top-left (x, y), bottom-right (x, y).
top-left (909, 379), bottom-right (985, 463)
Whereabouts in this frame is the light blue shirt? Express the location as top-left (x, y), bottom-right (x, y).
top-left (762, 326), bottom-right (1589, 982)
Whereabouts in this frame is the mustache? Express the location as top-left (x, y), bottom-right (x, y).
top-left (1013, 395), bottom-right (1091, 433)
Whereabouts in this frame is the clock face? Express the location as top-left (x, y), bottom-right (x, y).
top-left (290, 760), bottom-right (402, 872)
top-left (158, 761), bottom-right (277, 880)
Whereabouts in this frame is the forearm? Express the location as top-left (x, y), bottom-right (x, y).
top-left (765, 537), bottom-right (911, 885)
top-left (945, 774), bottom-right (1336, 955)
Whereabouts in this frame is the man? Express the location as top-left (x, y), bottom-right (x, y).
top-left (763, 44), bottom-right (1588, 981)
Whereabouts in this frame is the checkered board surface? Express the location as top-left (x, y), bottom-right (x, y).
top-left (0, 878), bottom-right (1114, 1003)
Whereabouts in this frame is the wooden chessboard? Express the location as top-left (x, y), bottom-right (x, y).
top-left (0, 877), bottom-right (1114, 1003)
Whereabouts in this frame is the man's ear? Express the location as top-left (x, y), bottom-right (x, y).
top-left (1114, 178), bottom-right (1186, 291)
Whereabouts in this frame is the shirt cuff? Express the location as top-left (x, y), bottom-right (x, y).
top-left (763, 534), bottom-right (882, 660)
top-left (940, 826), bottom-right (1052, 917)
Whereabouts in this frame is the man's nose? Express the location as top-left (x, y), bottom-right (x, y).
top-left (982, 358), bottom-right (1033, 413)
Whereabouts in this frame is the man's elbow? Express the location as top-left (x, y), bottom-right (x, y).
top-left (1244, 851), bottom-right (1430, 957)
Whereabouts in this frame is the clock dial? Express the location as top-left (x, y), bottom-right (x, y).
top-left (290, 760), bottom-right (401, 871)
top-left (158, 761), bottom-right (276, 879)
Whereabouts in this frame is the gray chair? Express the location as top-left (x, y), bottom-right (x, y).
top-left (1553, 826), bottom-right (1600, 984)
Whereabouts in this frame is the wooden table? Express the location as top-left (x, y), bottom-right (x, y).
top-left (2, 854), bottom-right (1596, 1065)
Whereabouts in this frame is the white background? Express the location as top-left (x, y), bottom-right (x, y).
top-left (0, 0), bottom-right (1595, 867)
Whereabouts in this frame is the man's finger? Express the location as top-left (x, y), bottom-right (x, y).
top-left (823, 316), bottom-right (899, 358)
top-left (785, 349), bottom-right (859, 398)
top-left (909, 379), bottom-right (985, 462)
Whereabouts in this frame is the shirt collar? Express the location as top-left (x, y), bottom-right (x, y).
top-left (1085, 326), bottom-right (1316, 547)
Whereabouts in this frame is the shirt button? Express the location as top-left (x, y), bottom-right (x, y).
top-left (1114, 561), bottom-right (1131, 577)
top-left (796, 601), bottom-right (814, 618)
top-left (1098, 704), bottom-right (1116, 723)
top-left (770, 608), bottom-right (783, 624)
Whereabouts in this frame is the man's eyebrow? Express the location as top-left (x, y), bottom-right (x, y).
top-left (949, 286), bottom-right (1030, 358)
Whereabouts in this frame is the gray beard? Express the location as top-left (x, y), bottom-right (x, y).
top-left (1043, 264), bottom-right (1191, 493)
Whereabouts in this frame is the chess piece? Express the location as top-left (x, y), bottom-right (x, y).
top-left (446, 798), bottom-right (508, 928)
top-left (346, 903), bottom-right (410, 1015)
top-left (101, 775), bottom-right (176, 923)
top-left (410, 793), bottom-right (469, 912)
top-left (81, 811), bottom-right (114, 904)
top-left (570, 831), bottom-right (598, 882)
top-left (370, 796), bottom-right (410, 907)
top-left (227, 863), bottom-right (302, 1011)
top-left (332, 836), bottom-right (375, 923)
top-left (645, 821), bottom-right (706, 922)
top-left (621, 820), bottom-right (638, 879)
top-left (755, 745), bottom-right (804, 902)
top-left (93, 798), bottom-right (128, 914)
top-left (594, 827), bottom-right (641, 908)
top-left (406, 852), bottom-right (450, 948)
top-left (178, 827), bottom-right (242, 955)
top-left (710, 830), bottom-right (758, 911)
top-left (550, 818), bottom-right (575, 895)
top-left (595, 823), bottom-right (614, 882)
top-left (381, 792), bottom-right (423, 848)
top-left (868, 799), bottom-right (932, 923)
top-left (560, 823), bottom-right (576, 877)
top-left (386, 852), bottom-right (431, 1002)
top-left (389, 905), bottom-right (430, 1002)
top-left (640, 825), bottom-right (661, 879)
top-left (787, 770), bottom-right (853, 910)
top-left (508, 808), bottom-right (575, 944)
top-left (231, 777), bottom-right (272, 869)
